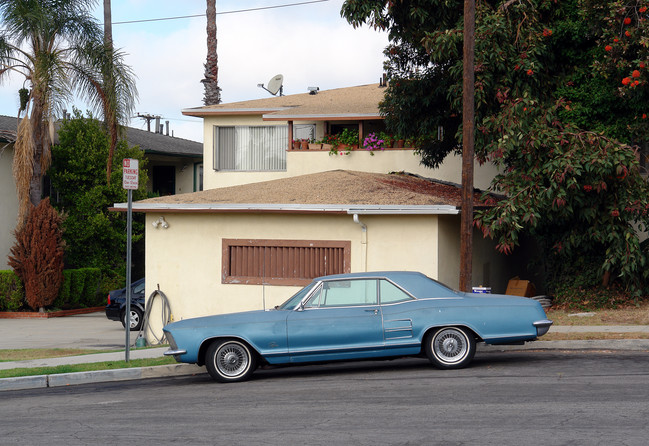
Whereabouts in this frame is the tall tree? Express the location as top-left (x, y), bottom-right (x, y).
top-left (342, 0), bottom-right (649, 294)
top-left (0, 0), bottom-right (137, 224)
top-left (203, 0), bottom-right (221, 105)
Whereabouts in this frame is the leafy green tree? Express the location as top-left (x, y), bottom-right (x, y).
top-left (342, 0), bottom-right (649, 295)
top-left (48, 110), bottom-right (148, 287)
top-left (0, 0), bottom-right (137, 225)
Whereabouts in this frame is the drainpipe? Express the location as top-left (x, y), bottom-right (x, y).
top-left (353, 214), bottom-right (368, 272)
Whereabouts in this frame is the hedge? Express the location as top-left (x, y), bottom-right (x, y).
top-left (1, 268), bottom-right (102, 311)
top-left (0, 270), bottom-right (23, 311)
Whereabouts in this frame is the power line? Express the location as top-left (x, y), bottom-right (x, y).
top-left (110, 0), bottom-right (330, 25)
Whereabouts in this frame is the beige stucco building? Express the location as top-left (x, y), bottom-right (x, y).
top-left (115, 83), bottom-right (530, 339)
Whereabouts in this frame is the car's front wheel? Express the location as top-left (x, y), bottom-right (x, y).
top-left (206, 339), bottom-right (257, 383)
top-left (121, 307), bottom-right (143, 331)
top-left (425, 327), bottom-right (475, 369)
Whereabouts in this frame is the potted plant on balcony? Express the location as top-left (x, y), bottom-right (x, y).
top-left (362, 132), bottom-right (386, 156)
top-left (308, 138), bottom-right (322, 150)
top-left (321, 133), bottom-right (339, 152)
top-left (300, 138), bottom-right (309, 150)
top-left (331, 128), bottom-right (359, 155)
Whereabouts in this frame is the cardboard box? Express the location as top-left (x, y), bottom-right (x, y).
top-left (506, 278), bottom-right (536, 297)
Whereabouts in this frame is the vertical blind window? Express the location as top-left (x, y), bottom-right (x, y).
top-left (222, 239), bottom-right (351, 286)
top-left (214, 125), bottom-right (287, 171)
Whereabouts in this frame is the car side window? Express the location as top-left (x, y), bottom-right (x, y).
top-left (133, 281), bottom-right (145, 295)
top-left (313, 279), bottom-right (377, 307)
top-left (304, 287), bottom-right (322, 308)
top-left (379, 280), bottom-right (414, 304)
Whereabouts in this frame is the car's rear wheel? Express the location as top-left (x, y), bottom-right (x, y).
top-left (121, 308), bottom-right (143, 331)
top-left (425, 327), bottom-right (475, 369)
top-left (206, 339), bottom-right (257, 383)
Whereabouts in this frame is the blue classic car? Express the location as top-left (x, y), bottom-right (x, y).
top-left (164, 271), bottom-right (552, 382)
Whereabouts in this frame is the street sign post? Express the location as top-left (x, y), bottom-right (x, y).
top-left (123, 159), bottom-right (138, 361)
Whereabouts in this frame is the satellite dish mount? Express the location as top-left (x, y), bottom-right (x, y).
top-left (258, 74), bottom-right (284, 96)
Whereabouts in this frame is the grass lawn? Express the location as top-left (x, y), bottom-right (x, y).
top-left (0, 356), bottom-right (177, 379)
top-left (546, 302), bottom-right (649, 326)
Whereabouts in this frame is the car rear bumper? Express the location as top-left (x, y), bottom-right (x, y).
top-left (533, 319), bottom-right (553, 337)
top-left (105, 305), bottom-right (122, 321)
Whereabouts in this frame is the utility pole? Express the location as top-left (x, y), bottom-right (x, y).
top-left (459, 0), bottom-right (476, 292)
top-left (202, 0), bottom-right (221, 105)
top-left (136, 113), bottom-right (160, 133)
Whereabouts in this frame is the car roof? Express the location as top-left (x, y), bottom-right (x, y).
top-left (314, 271), bottom-right (427, 282)
top-left (312, 271), bottom-right (456, 299)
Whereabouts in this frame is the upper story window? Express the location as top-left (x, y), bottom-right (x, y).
top-left (213, 125), bottom-right (287, 171)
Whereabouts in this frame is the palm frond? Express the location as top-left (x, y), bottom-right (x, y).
top-left (12, 114), bottom-right (35, 228)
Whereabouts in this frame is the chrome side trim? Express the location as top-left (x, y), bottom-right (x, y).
top-left (533, 319), bottom-right (553, 337)
top-left (164, 349), bottom-right (187, 356)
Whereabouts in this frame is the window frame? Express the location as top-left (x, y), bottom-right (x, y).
top-left (213, 125), bottom-right (288, 172)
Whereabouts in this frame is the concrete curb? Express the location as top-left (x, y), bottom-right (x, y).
top-left (0, 363), bottom-right (205, 392)
top-left (2, 339), bottom-right (649, 392)
top-left (478, 339), bottom-right (649, 352)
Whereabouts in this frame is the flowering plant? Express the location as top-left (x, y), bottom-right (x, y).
top-left (362, 132), bottom-right (386, 155)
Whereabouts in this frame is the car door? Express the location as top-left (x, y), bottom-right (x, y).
top-left (286, 278), bottom-right (384, 363)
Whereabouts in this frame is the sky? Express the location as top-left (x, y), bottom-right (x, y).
top-left (0, 0), bottom-right (389, 142)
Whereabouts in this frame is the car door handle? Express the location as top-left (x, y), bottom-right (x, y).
top-left (365, 309), bottom-right (378, 314)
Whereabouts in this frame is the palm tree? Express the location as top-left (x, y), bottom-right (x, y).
top-left (203, 0), bottom-right (221, 105)
top-left (0, 0), bottom-right (137, 225)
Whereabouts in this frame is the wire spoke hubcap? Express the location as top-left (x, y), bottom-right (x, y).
top-left (217, 344), bottom-right (249, 377)
top-left (434, 329), bottom-right (468, 363)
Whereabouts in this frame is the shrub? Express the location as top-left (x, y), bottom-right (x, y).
top-left (51, 268), bottom-right (102, 309)
top-left (0, 270), bottom-right (24, 311)
top-left (8, 198), bottom-right (65, 311)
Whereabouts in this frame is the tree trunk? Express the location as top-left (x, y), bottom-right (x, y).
top-left (203, 0), bottom-right (221, 105)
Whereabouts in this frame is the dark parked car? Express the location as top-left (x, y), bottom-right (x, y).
top-left (105, 278), bottom-right (145, 331)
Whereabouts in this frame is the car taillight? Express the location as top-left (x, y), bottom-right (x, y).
top-left (107, 294), bottom-right (111, 305)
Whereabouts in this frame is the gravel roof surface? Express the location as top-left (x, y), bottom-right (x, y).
top-left (138, 170), bottom-right (490, 207)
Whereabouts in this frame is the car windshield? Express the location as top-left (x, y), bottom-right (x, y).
top-left (276, 283), bottom-right (315, 310)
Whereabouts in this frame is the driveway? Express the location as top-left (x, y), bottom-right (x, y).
top-left (0, 312), bottom-right (127, 350)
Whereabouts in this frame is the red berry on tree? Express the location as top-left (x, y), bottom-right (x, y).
top-left (633, 70), bottom-right (641, 78)
top-left (624, 17), bottom-right (632, 24)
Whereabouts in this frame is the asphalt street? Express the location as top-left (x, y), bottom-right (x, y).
top-left (1, 311), bottom-right (648, 392)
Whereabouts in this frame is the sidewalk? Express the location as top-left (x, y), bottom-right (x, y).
top-left (1, 314), bottom-right (648, 391)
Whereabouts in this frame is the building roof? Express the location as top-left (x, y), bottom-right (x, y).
top-left (0, 114), bottom-right (201, 157)
top-left (114, 170), bottom-right (493, 215)
top-left (181, 84), bottom-right (385, 121)
top-left (0, 115), bottom-right (17, 143)
top-left (124, 126), bottom-right (202, 157)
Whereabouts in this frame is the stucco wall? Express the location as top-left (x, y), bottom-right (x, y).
top-left (437, 215), bottom-right (519, 293)
top-left (144, 211), bottom-right (443, 337)
top-left (0, 144), bottom-right (18, 270)
top-left (201, 115), bottom-right (499, 190)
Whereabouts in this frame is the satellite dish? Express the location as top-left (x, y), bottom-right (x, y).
top-left (258, 74), bottom-right (284, 96)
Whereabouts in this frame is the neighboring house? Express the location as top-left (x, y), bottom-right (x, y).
top-left (0, 116), bottom-right (18, 270)
top-left (0, 114), bottom-right (203, 270)
top-left (120, 170), bottom-right (526, 328)
top-left (124, 125), bottom-right (203, 195)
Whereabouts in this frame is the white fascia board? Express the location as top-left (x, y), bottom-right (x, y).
top-left (182, 107), bottom-right (289, 116)
top-left (263, 113), bottom-right (382, 120)
top-left (113, 202), bottom-right (459, 215)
